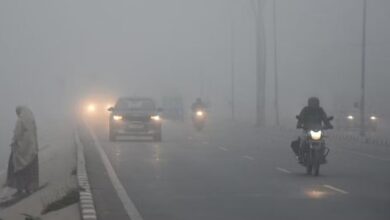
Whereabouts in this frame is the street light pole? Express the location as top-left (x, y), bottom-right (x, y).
top-left (273, 0), bottom-right (280, 126)
top-left (231, 35), bottom-right (235, 121)
top-left (254, 0), bottom-right (266, 126)
top-left (360, 0), bottom-right (367, 137)
top-left (230, 0), bottom-right (236, 121)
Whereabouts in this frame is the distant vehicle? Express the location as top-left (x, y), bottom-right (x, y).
top-left (192, 108), bottom-right (207, 131)
top-left (191, 98), bottom-right (207, 131)
top-left (80, 97), bottom-right (115, 118)
top-left (108, 97), bottom-right (162, 142)
top-left (337, 112), bottom-right (379, 132)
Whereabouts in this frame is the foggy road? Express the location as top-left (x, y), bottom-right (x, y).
top-left (79, 120), bottom-right (390, 220)
top-left (2, 1), bottom-right (390, 219)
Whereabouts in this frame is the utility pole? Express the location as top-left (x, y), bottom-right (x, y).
top-left (231, 31), bottom-right (236, 121)
top-left (230, 0), bottom-right (236, 121)
top-left (200, 72), bottom-right (205, 98)
top-left (254, 0), bottom-right (266, 126)
top-left (360, 0), bottom-right (367, 137)
top-left (273, 0), bottom-right (280, 126)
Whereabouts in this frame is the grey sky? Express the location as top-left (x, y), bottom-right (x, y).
top-left (0, 0), bottom-right (389, 135)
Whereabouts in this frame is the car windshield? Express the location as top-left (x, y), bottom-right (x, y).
top-left (116, 99), bottom-right (155, 111)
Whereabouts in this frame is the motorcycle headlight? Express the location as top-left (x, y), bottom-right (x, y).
top-left (310, 130), bottom-right (322, 141)
top-left (196, 111), bottom-right (204, 117)
top-left (151, 115), bottom-right (161, 121)
top-left (113, 115), bottom-right (123, 121)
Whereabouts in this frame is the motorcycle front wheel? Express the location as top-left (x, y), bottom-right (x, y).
top-left (313, 150), bottom-right (321, 176)
top-left (305, 152), bottom-right (313, 175)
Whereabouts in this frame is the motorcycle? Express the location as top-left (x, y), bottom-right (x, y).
top-left (295, 116), bottom-right (333, 176)
top-left (192, 109), bottom-right (206, 131)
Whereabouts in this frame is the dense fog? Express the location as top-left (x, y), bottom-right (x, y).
top-left (1, 0), bottom-right (389, 168)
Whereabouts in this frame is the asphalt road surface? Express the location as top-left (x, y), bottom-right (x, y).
top-left (79, 119), bottom-right (390, 220)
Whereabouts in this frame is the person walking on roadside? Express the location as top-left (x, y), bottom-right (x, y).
top-left (6, 106), bottom-right (39, 197)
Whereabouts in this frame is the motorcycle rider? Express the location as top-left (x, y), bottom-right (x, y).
top-left (191, 98), bottom-right (206, 112)
top-left (292, 97), bottom-right (333, 162)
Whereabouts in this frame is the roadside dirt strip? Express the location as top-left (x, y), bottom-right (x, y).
top-left (75, 130), bottom-right (98, 220)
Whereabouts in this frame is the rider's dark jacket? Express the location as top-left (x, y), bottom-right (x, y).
top-left (191, 102), bottom-right (205, 111)
top-left (297, 106), bottom-right (331, 130)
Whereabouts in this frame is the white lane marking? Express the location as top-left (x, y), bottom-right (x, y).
top-left (276, 167), bottom-right (291, 174)
top-left (82, 209), bottom-right (96, 214)
top-left (338, 149), bottom-right (390, 162)
top-left (86, 125), bottom-right (144, 220)
top-left (242, 155), bottom-right (255, 160)
top-left (218, 147), bottom-right (228, 151)
top-left (323, 184), bottom-right (349, 194)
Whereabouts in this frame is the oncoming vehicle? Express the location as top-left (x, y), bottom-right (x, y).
top-left (79, 95), bottom-right (115, 119)
top-left (108, 97), bottom-right (162, 142)
top-left (84, 102), bottom-right (113, 116)
top-left (341, 113), bottom-right (379, 132)
top-left (192, 109), bottom-right (207, 131)
top-left (191, 98), bottom-right (207, 131)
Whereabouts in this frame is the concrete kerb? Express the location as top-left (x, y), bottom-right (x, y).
top-left (334, 133), bottom-right (390, 147)
top-left (75, 129), bottom-right (98, 220)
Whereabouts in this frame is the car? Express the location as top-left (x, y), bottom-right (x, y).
top-left (336, 111), bottom-right (379, 132)
top-left (108, 97), bottom-right (162, 142)
top-left (79, 95), bottom-right (115, 118)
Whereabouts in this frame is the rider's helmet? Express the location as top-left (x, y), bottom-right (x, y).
top-left (308, 97), bottom-right (320, 108)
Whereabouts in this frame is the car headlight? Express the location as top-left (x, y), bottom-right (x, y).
top-left (151, 115), bottom-right (161, 121)
top-left (370, 116), bottom-right (377, 121)
top-left (310, 130), bottom-right (322, 141)
top-left (196, 111), bottom-right (204, 117)
top-left (347, 115), bottom-right (354, 120)
top-left (87, 104), bottom-right (96, 113)
top-left (113, 115), bottom-right (123, 121)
